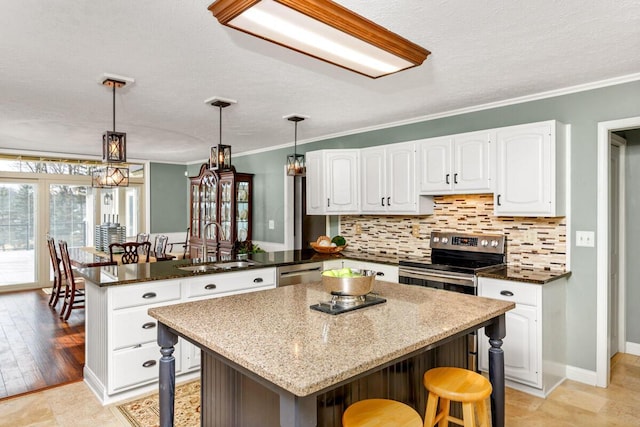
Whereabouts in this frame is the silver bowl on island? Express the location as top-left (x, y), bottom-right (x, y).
top-left (322, 269), bottom-right (377, 296)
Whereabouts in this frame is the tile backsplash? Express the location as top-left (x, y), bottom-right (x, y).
top-left (339, 194), bottom-right (566, 271)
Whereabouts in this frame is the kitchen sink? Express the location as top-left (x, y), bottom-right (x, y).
top-left (177, 260), bottom-right (259, 273)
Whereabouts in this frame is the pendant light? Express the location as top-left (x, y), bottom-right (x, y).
top-left (285, 114), bottom-right (308, 176)
top-left (205, 96), bottom-right (236, 170)
top-left (92, 75), bottom-right (133, 188)
top-left (208, 0), bottom-right (430, 78)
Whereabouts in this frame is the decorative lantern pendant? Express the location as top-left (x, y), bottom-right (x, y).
top-left (286, 115), bottom-right (307, 176)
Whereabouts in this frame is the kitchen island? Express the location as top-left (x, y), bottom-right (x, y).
top-left (149, 280), bottom-right (514, 427)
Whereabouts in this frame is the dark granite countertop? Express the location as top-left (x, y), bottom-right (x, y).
top-left (477, 266), bottom-right (571, 284)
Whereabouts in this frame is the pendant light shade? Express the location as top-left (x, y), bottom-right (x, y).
top-left (285, 114), bottom-right (307, 176)
top-left (206, 96), bottom-right (236, 170)
top-left (208, 0), bottom-right (430, 78)
top-left (93, 76), bottom-right (132, 188)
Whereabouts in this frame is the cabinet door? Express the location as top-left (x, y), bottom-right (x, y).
top-left (418, 137), bottom-right (453, 193)
top-left (387, 143), bottom-right (416, 212)
top-left (305, 151), bottom-right (325, 214)
top-left (453, 132), bottom-right (492, 192)
top-left (326, 150), bottom-right (359, 213)
top-left (495, 124), bottom-right (552, 215)
top-left (360, 147), bottom-right (386, 213)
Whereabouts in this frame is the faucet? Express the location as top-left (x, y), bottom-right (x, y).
top-left (202, 221), bottom-right (225, 262)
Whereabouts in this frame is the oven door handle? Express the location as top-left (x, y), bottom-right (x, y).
top-left (399, 269), bottom-right (475, 287)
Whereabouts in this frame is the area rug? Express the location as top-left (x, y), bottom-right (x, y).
top-left (116, 381), bottom-right (200, 427)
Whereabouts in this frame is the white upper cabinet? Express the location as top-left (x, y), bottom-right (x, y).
top-left (418, 131), bottom-right (493, 194)
top-left (494, 121), bottom-right (567, 216)
top-left (361, 142), bottom-right (430, 214)
top-left (306, 149), bottom-right (360, 215)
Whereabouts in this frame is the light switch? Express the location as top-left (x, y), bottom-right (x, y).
top-left (576, 230), bottom-right (595, 247)
top-left (268, 220), bottom-right (275, 230)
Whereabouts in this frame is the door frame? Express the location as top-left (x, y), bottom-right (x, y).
top-left (596, 116), bottom-right (639, 387)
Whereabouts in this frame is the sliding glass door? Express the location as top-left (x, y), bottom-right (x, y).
top-left (0, 181), bottom-right (38, 287)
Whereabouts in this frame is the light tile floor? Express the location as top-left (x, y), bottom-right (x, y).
top-left (1, 353), bottom-right (638, 426)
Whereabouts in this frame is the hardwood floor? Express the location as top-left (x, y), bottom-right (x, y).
top-left (0, 289), bottom-right (84, 400)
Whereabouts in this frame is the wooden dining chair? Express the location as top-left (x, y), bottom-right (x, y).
top-left (110, 241), bottom-right (151, 264)
top-left (168, 227), bottom-right (190, 259)
top-left (46, 236), bottom-right (64, 308)
top-left (153, 235), bottom-right (171, 261)
top-left (58, 240), bottom-right (86, 321)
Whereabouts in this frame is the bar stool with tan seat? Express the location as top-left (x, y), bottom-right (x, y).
top-left (423, 367), bottom-right (492, 427)
top-left (342, 398), bottom-right (423, 427)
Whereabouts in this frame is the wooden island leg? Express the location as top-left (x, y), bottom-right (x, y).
top-left (158, 322), bottom-right (179, 427)
top-left (484, 314), bottom-right (506, 427)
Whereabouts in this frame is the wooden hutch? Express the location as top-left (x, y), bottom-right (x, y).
top-left (188, 164), bottom-right (253, 258)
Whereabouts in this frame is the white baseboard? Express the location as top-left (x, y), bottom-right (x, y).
top-left (565, 365), bottom-right (597, 386)
top-left (253, 240), bottom-right (287, 252)
top-left (625, 341), bottom-right (640, 356)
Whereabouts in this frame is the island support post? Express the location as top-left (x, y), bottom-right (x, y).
top-left (485, 313), bottom-right (506, 427)
top-left (158, 323), bottom-right (178, 427)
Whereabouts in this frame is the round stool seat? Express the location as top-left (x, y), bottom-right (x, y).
top-left (342, 398), bottom-right (423, 427)
top-left (424, 367), bottom-right (492, 402)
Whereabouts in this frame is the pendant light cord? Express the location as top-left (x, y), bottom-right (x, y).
top-left (294, 121), bottom-right (298, 156)
top-left (219, 105), bottom-right (222, 145)
top-left (112, 82), bottom-right (116, 132)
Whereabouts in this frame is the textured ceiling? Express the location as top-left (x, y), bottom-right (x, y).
top-left (1, 0), bottom-right (639, 163)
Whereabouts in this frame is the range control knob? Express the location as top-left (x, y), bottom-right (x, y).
top-left (491, 240), bottom-right (499, 247)
top-left (432, 236), bottom-right (440, 243)
top-left (481, 239), bottom-right (489, 247)
top-left (441, 237), bottom-right (448, 244)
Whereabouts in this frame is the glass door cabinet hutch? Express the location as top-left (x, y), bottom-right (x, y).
top-left (189, 164), bottom-right (253, 258)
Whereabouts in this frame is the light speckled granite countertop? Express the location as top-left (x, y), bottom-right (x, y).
top-left (148, 280), bottom-right (514, 397)
top-left (477, 266), bottom-right (571, 284)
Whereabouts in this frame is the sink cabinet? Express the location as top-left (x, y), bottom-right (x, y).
top-left (478, 276), bottom-right (566, 397)
top-left (84, 268), bottom-right (276, 404)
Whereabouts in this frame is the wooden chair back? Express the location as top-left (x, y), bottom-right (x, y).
top-left (154, 235), bottom-right (169, 259)
top-left (46, 236), bottom-right (63, 307)
top-left (110, 241), bottom-right (151, 264)
top-left (58, 240), bottom-right (85, 321)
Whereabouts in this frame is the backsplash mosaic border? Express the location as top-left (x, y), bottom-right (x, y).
top-left (339, 194), bottom-right (567, 271)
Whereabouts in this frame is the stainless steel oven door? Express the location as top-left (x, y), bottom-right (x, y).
top-left (398, 267), bottom-right (477, 295)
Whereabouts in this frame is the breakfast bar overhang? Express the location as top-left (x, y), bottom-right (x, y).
top-left (149, 281), bottom-right (513, 427)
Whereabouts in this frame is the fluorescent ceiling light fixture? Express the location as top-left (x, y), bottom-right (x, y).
top-left (208, 0), bottom-right (430, 78)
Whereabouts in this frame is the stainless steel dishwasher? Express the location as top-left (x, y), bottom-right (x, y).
top-left (276, 262), bottom-right (323, 287)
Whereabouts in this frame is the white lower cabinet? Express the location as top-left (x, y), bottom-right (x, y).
top-left (323, 260), bottom-right (399, 283)
top-left (478, 277), bottom-right (566, 397)
top-left (85, 268), bottom-right (276, 403)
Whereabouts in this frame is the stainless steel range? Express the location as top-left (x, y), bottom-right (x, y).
top-left (398, 231), bottom-right (506, 370)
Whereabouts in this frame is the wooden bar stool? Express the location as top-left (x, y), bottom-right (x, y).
top-left (423, 367), bottom-right (492, 427)
top-left (343, 398), bottom-right (423, 427)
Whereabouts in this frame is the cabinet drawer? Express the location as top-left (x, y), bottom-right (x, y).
top-left (185, 268), bottom-right (276, 299)
top-left (112, 307), bottom-right (158, 350)
top-left (479, 278), bottom-right (538, 306)
top-left (111, 279), bottom-right (181, 310)
top-left (111, 342), bottom-right (182, 392)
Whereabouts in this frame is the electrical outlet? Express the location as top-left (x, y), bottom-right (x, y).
top-left (268, 220), bottom-right (275, 230)
top-left (576, 230), bottom-right (595, 247)
top-left (412, 224), bottom-right (420, 238)
top-left (355, 223), bottom-right (362, 235)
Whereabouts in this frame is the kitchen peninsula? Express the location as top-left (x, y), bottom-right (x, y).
top-left (149, 280), bottom-right (514, 427)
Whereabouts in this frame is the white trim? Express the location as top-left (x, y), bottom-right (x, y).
top-left (233, 72), bottom-right (640, 158)
top-left (566, 365), bottom-right (598, 386)
top-left (626, 342), bottom-right (640, 356)
top-left (283, 164), bottom-right (294, 250)
top-left (596, 116), bottom-right (640, 388)
top-left (565, 125), bottom-right (572, 271)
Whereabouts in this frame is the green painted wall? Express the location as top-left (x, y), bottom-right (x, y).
top-left (149, 162), bottom-right (188, 233)
top-left (227, 80), bottom-right (640, 372)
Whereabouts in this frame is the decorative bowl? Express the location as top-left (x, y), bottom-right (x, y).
top-left (322, 269), bottom-right (376, 296)
top-left (310, 242), bottom-right (347, 254)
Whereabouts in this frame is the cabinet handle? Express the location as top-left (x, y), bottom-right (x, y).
top-left (327, 198), bottom-right (330, 207)
top-left (142, 322), bottom-right (156, 329)
top-left (500, 290), bottom-right (514, 297)
top-left (445, 174), bottom-right (450, 184)
top-left (253, 277), bottom-right (263, 283)
top-left (381, 197), bottom-right (385, 206)
top-left (142, 292), bottom-right (156, 299)
top-left (454, 173), bottom-right (458, 184)
top-left (497, 194), bottom-right (502, 206)
top-left (376, 271), bottom-right (385, 276)
top-left (387, 197), bottom-right (390, 206)
top-left (142, 360), bottom-right (157, 368)
top-left (204, 284), bottom-right (217, 290)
